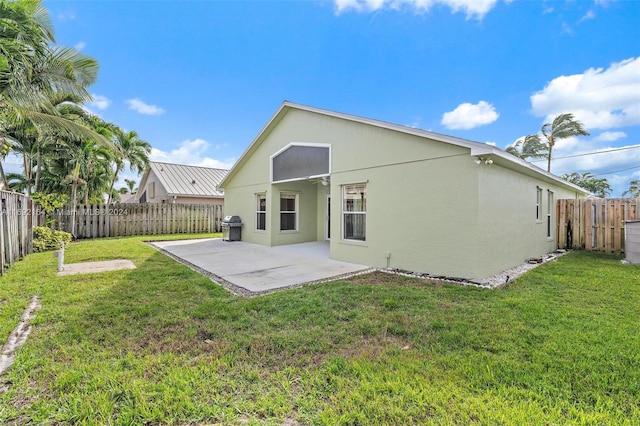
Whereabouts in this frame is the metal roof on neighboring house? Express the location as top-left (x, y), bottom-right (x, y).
top-left (145, 162), bottom-right (228, 198)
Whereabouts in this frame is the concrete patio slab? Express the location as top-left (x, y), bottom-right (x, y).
top-left (149, 239), bottom-right (372, 295)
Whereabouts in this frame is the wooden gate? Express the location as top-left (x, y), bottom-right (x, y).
top-left (557, 198), bottom-right (640, 253)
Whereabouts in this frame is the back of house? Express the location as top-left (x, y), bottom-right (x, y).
top-left (220, 102), bottom-right (587, 281)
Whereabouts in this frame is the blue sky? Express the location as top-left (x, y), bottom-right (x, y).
top-left (29, 0), bottom-right (640, 196)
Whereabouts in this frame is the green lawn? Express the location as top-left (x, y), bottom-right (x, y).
top-left (0, 235), bottom-right (638, 425)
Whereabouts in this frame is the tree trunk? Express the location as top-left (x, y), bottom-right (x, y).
top-left (107, 168), bottom-right (118, 204)
top-left (23, 155), bottom-right (32, 195)
top-left (547, 147), bottom-right (552, 172)
top-left (0, 161), bottom-right (8, 190)
top-left (70, 181), bottom-right (77, 239)
top-left (546, 136), bottom-right (554, 173)
top-left (35, 143), bottom-right (42, 192)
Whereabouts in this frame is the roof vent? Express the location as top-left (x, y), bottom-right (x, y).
top-left (191, 179), bottom-right (196, 184)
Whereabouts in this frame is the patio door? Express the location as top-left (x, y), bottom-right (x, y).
top-left (325, 195), bottom-right (331, 240)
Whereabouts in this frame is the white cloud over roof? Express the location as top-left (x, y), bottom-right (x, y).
top-left (530, 57), bottom-right (640, 130)
top-left (150, 139), bottom-right (236, 170)
top-left (334, 0), bottom-right (500, 20)
top-left (126, 98), bottom-right (166, 116)
top-left (441, 100), bottom-right (499, 130)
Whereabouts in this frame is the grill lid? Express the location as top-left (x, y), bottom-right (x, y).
top-left (222, 215), bottom-right (242, 223)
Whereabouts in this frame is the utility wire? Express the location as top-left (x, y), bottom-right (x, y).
top-left (530, 144), bottom-right (640, 163)
top-left (597, 165), bottom-right (640, 176)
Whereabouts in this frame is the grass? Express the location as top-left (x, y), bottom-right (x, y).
top-left (0, 234), bottom-right (639, 425)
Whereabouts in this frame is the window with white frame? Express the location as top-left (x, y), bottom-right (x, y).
top-left (536, 187), bottom-right (542, 221)
top-left (256, 193), bottom-right (266, 231)
top-left (547, 190), bottom-right (554, 238)
top-left (342, 184), bottom-right (366, 241)
top-left (280, 193), bottom-right (297, 231)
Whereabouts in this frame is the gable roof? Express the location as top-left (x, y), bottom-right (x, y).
top-left (139, 162), bottom-right (228, 198)
top-left (219, 101), bottom-right (589, 195)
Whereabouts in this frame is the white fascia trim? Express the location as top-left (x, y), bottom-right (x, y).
top-left (271, 174), bottom-right (330, 185)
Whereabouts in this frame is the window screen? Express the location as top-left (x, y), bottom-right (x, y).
top-left (272, 145), bottom-right (329, 182)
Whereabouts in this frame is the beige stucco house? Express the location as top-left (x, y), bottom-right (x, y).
top-left (136, 162), bottom-right (227, 205)
top-left (219, 102), bottom-right (589, 281)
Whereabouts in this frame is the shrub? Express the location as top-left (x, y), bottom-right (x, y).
top-left (33, 226), bottom-right (72, 253)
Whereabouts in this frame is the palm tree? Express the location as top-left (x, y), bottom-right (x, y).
top-left (0, 136), bottom-right (11, 188)
top-left (124, 178), bottom-right (137, 194)
top-left (0, 0), bottom-right (54, 100)
top-left (561, 172), bottom-right (612, 198)
top-left (1, 0), bottom-right (112, 198)
top-left (539, 113), bottom-right (590, 173)
top-left (506, 134), bottom-right (548, 160)
top-left (107, 128), bottom-right (150, 203)
top-left (6, 171), bottom-right (34, 193)
top-left (623, 180), bottom-right (640, 198)
top-left (1, 1), bottom-right (97, 122)
top-left (1, 119), bottom-right (39, 193)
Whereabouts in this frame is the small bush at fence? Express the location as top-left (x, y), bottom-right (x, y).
top-left (33, 226), bottom-right (72, 253)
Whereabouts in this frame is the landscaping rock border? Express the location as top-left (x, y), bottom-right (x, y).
top-left (379, 250), bottom-right (569, 289)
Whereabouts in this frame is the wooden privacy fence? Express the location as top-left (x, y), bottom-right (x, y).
top-left (0, 190), bottom-right (35, 275)
top-left (51, 203), bottom-right (225, 239)
top-left (557, 198), bottom-right (640, 253)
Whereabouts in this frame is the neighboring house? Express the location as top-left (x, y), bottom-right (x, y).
top-left (219, 102), bottom-right (589, 281)
top-left (136, 162), bottom-right (227, 205)
top-left (118, 194), bottom-right (137, 203)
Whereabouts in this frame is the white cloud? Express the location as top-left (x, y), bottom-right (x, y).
top-left (561, 21), bottom-right (574, 35)
top-left (552, 144), bottom-right (640, 178)
top-left (74, 41), bottom-right (86, 51)
top-left (530, 57), bottom-right (640, 130)
top-left (57, 10), bottom-right (76, 21)
top-left (150, 139), bottom-right (236, 170)
top-left (89, 94), bottom-right (111, 111)
top-left (579, 10), bottom-right (596, 22)
top-left (335, 0), bottom-right (500, 20)
top-left (126, 98), bottom-right (165, 116)
top-left (441, 101), bottom-right (499, 130)
top-left (594, 131), bottom-right (626, 142)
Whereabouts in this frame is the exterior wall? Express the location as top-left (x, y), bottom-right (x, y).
top-left (222, 182), bottom-right (272, 246)
top-left (316, 187), bottom-right (331, 242)
top-left (142, 170), bottom-right (168, 203)
top-left (222, 107), bottom-right (585, 280)
top-left (473, 163), bottom-right (581, 278)
top-left (270, 180), bottom-right (318, 246)
top-left (329, 151), bottom-right (482, 278)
